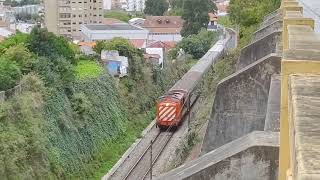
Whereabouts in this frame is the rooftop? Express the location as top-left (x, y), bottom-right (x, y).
top-left (84, 24), bottom-right (143, 31)
top-left (143, 16), bottom-right (183, 28)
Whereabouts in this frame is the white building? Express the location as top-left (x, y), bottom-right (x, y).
top-left (103, 0), bottom-right (112, 10)
top-left (80, 23), bottom-right (148, 42)
top-left (142, 16), bottom-right (183, 43)
top-left (126, 0), bottom-right (145, 12)
top-left (146, 48), bottom-right (164, 68)
top-left (13, 5), bottom-right (41, 15)
top-left (16, 23), bottom-right (36, 33)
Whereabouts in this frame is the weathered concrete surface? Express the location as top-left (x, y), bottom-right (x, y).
top-left (237, 31), bottom-right (281, 70)
top-left (253, 20), bottom-right (283, 42)
top-left (264, 75), bottom-right (280, 132)
top-left (155, 131), bottom-right (279, 180)
top-left (262, 9), bottom-right (281, 26)
top-left (288, 25), bottom-right (320, 50)
top-left (289, 75), bottom-right (320, 179)
top-left (202, 54), bottom-right (281, 154)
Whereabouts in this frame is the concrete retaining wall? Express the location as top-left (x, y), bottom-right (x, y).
top-left (156, 131), bottom-right (279, 180)
top-left (264, 75), bottom-right (281, 132)
top-left (202, 54), bottom-right (281, 154)
top-left (237, 31), bottom-right (281, 70)
top-left (253, 20), bottom-right (283, 41)
top-left (186, 146), bottom-right (279, 180)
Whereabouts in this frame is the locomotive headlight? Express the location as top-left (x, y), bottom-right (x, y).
top-left (166, 103), bottom-right (169, 107)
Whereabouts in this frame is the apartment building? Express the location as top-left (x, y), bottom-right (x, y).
top-left (44, 0), bottom-right (103, 40)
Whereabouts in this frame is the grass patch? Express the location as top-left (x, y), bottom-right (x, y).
top-left (75, 60), bottom-right (104, 80)
top-left (104, 10), bottom-right (131, 22)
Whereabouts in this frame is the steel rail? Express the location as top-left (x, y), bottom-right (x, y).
top-left (141, 132), bottom-right (174, 180)
top-left (122, 131), bottom-right (162, 180)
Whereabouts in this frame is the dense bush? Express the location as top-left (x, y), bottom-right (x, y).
top-left (27, 27), bottom-right (76, 64)
top-left (176, 29), bottom-right (219, 59)
top-left (0, 58), bottom-right (21, 91)
top-left (144, 0), bottom-right (169, 16)
top-left (3, 44), bottom-right (35, 73)
top-left (228, 0), bottom-right (281, 46)
top-left (0, 74), bottom-right (52, 179)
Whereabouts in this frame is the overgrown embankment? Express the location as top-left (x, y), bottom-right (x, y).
top-left (0, 25), bottom-right (218, 179)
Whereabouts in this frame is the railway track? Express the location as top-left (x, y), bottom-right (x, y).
top-left (122, 131), bottom-right (174, 180)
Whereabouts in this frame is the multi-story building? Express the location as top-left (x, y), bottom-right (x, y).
top-left (44, 0), bottom-right (103, 40)
top-left (126, 0), bottom-right (145, 12)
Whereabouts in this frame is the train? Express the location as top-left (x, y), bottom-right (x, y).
top-left (156, 30), bottom-right (234, 130)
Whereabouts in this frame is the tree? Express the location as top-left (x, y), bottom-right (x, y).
top-left (3, 44), bottom-right (35, 73)
top-left (0, 32), bottom-right (29, 54)
top-left (181, 0), bottom-right (215, 37)
top-left (177, 29), bottom-right (218, 59)
top-left (27, 27), bottom-right (76, 64)
top-left (0, 58), bottom-right (21, 91)
top-left (93, 40), bottom-right (106, 55)
top-left (144, 0), bottom-right (169, 16)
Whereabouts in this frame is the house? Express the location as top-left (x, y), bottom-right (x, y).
top-left (142, 16), bottom-right (183, 42)
top-left (147, 41), bottom-right (176, 52)
top-left (80, 23), bottom-right (149, 47)
top-left (101, 50), bottom-right (129, 77)
top-left (79, 41), bottom-right (96, 55)
top-left (145, 48), bottom-right (164, 68)
top-left (208, 12), bottom-right (218, 31)
top-left (215, 0), bottom-right (230, 16)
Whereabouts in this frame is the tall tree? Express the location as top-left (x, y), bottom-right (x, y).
top-left (144, 0), bottom-right (169, 16)
top-left (181, 0), bottom-right (215, 37)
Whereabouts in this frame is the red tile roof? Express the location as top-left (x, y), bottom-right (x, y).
top-left (129, 39), bottom-right (146, 49)
top-left (147, 41), bottom-right (176, 50)
top-left (78, 41), bottom-right (96, 47)
top-left (142, 16), bottom-right (183, 34)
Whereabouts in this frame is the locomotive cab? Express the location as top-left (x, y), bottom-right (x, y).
top-left (156, 90), bottom-right (187, 130)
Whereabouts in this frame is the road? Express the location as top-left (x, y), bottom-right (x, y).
top-left (299, 0), bottom-right (320, 32)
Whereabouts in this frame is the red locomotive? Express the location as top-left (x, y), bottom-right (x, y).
top-left (156, 90), bottom-right (188, 130)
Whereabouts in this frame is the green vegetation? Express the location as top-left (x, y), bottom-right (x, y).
top-left (228, 0), bottom-right (281, 46)
top-left (75, 60), bottom-right (104, 80)
top-left (175, 29), bottom-right (219, 59)
top-left (180, 0), bottom-right (216, 37)
top-left (0, 58), bottom-right (21, 91)
top-left (144, 0), bottom-right (169, 16)
top-left (104, 10), bottom-right (131, 22)
top-left (0, 25), bottom-right (197, 179)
